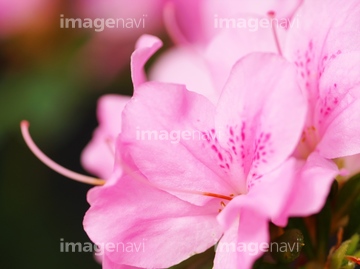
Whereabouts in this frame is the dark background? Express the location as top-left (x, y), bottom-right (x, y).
top-left (0, 1), bottom-right (146, 268)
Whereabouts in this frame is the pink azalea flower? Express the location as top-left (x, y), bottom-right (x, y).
top-left (275, 0), bottom-right (360, 221)
top-left (194, 0), bottom-right (360, 226)
top-left (84, 53), bottom-right (307, 268)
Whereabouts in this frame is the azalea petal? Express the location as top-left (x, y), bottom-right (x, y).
top-left (235, 209), bottom-right (269, 269)
top-left (217, 159), bottom-right (298, 230)
top-left (149, 46), bottom-right (218, 103)
top-left (103, 255), bottom-right (142, 269)
top-left (318, 98), bottom-right (360, 159)
top-left (315, 52), bottom-right (360, 158)
top-left (342, 154), bottom-right (360, 178)
top-left (205, 26), bottom-right (280, 92)
top-left (215, 209), bottom-right (269, 269)
top-left (131, 34), bottom-right (163, 88)
top-left (84, 171), bottom-right (221, 268)
top-left (121, 81), bottom-right (235, 205)
top-left (284, 0), bottom-right (360, 70)
top-left (165, 0), bottom-right (206, 44)
top-left (274, 152), bottom-right (338, 226)
top-left (213, 220), bottom-right (238, 269)
top-left (284, 1), bottom-right (360, 156)
top-left (215, 53), bottom-right (306, 191)
top-left (81, 94), bottom-right (130, 179)
top-left (215, 160), bottom-right (298, 268)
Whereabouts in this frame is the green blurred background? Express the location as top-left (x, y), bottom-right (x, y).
top-left (0, 1), bottom-right (163, 268)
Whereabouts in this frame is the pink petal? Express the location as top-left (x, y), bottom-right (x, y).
top-left (274, 152), bottom-right (338, 226)
top-left (168, 0), bottom-right (207, 44)
top-left (215, 209), bottom-right (269, 269)
top-left (215, 53), bottom-right (307, 189)
top-left (213, 220), bottom-right (238, 268)
top-left (81, 95), bottom-right (130, 179)
top-left (342, 154), bottom-right (360, 178)
top-left (121, 81), bottom-right (235, 205)
top-left (131, 34), bottom-right (163, 88)
top-left (217, 159), bottom-right (298, 230)
top-left (103, 254), bottom-right (142, 269)
top-left (235, 209), bottom-right (269, 268)
top-left (318, 98), bottom-right (360, 159)
top-left (149, 46), bottom-right (218, 103)
top-left (315, 52), bottom-right (360, 158)
top-left (205, 26), bottom-right (280, 92)
top-left (284, 0), bottom-right (360, 96)
top-left (84, 170), bottom-right (221, 268)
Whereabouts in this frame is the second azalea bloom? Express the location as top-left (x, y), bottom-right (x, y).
top-left (81, 35), bottom-right (163, 179)
top-left (274, 0), bottom-right (360, 221)
top-left (84, 53), bottom-right (307, 268)
top-left (167, 0), bottom-right (360, 223)
top-left (81, 94), bottom-right (129, 179)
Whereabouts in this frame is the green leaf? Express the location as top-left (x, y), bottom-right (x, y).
top-left (345, 196), bottom-right (360, 238)
top-left (330, 240), bottom-right (351, 269)
top-left (346, 234), bottom-right (360, 255)
top-left (316, 201), bottom-right (332, 262)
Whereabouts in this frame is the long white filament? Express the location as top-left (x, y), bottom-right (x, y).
top-left (20, 120), bottom-right (105, 186)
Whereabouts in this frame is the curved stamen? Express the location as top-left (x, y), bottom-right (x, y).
top-left (20, 120), bottom-right (105, 186)
top-left (268, 11), bottom-right (283, 56)
top-left (202, 192), bottom-right (233, 201)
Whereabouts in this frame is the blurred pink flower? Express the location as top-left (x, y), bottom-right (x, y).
top-left (0, 0), bottom-right (55, 37)
top-left (167, 0), bottom-right (303, 45)
top-left (81, 95), bottom-right (129, 179)
top-left (73, 0), bottom-right (166, 82)
top-left (84, 53), bottom-right (307, 268)
top-left (75, 0), bottom-right (165, 39)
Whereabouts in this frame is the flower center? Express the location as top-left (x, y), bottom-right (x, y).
top-left (294, 125), bottom-right (320, 159)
